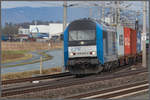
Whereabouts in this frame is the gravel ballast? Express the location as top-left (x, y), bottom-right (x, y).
top-left (4, 72), bottom-right (148, 99)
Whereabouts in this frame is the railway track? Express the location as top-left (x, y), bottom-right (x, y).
top-left (2, 67), bottom-right (148, 97)
top-left (66, 80), bottom-right (149, 99)
top-left (2, 63), bottom-right (141, 85)
top-left (2, 72), bottom-right (72, 85)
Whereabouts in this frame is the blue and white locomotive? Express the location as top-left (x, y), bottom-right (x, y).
top-left (64, 18), bottom-right (119, 75)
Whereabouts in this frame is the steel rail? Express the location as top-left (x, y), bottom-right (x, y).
top-left (2, 68), bottom-right (148, 97)
top-left (2, 72), bottom-right (72, 85)
top-left (2, 63), bottom-right (142, 85)
top-left (66, 80), bottom-right (149, 99)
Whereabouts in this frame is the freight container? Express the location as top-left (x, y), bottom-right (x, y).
top-left (124, 27), bottom-right (131, 56)
top-left (130, 29), bottom-right (137, 55)
top-left (124, 27), bottom-right (137, 56)
top-left (117, 25), bottom-right (124, 57)
top-left (103, 30), bottom-right (118, 62)
top-left (137, 31), bottom-right (141, 53)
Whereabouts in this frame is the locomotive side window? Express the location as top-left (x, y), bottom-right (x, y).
top-left (69, 30), bottom-right (96, 41)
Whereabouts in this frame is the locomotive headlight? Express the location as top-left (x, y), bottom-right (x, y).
top-left (92, 51), bottom-right (96, 55)
top-left (70, 52), bottom-right (75, 56)
top-left (80, 41), bottom-right (84, 45)
top-left (90, 51), bottom-right (96, 55)
top-left (70, 52), bottom-right (74, 56)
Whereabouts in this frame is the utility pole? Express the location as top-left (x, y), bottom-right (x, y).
top-left (0, 1), bottom-right (1, 97)
top-left (63, 1), bottom-right (67, 32)
top-left (40, 56), bottom-right (43, 74)
top-left (102, 2), bottom-right (105, 22)
top-left (110, 6), bottom-right (114, 24)
top-left (62, 1), bottom-right (67, 72)
top-left (89, 7), bottom-right (92, 18)
top-left (142, 1), bottom-right (147, 67)
top-left (117, 1), bottom-right (120, 25)
top-left (115, 1), bottom-right (119, 25)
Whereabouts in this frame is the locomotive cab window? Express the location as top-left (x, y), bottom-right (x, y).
top-left (69, 30), bottom-right (96, 41)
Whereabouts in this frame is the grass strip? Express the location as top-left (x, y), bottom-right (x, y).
top-left (2, 51), bottom-right (53, 68)
top-left (2, 67), bottom-right (62, 80)
top-left (2, 50), bottom-right (32, 64)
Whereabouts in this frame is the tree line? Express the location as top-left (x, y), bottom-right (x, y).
top-left (2, 20), bottom-right (62, 36)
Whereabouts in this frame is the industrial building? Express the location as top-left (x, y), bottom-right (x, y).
top-left (29, 23), bottom-right (64, 38)
top-left (18, 23), bottom-right (65, 39)
top-left (18, 27), bottom-right (30, 35)
top-left (49, 23), bottom-right (63, 37)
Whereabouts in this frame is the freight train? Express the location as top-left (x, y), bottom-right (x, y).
top-left (64, 18), bottom-right (142, 76)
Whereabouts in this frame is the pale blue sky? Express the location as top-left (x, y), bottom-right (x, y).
top-left (1, 1), bottom-right (149, 27)
top-left (1, 1), bottom-right (63, 8)
top-left (2, 1), bottom-right (147, 16)
top-left (1, 1), bottom-right (145, 11)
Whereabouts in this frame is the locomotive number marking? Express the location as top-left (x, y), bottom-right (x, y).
top-left (70, 48), bottom-right (81, 52)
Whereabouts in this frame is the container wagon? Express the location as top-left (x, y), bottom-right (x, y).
top-left (124, 27), bottom-right (138, 65)
top-left (117, 25), bottom-right (125, 66)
